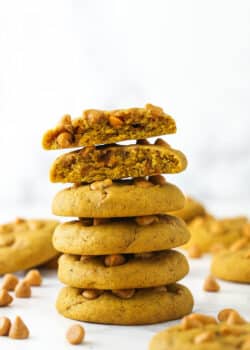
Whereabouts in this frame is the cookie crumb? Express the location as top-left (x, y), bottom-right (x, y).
top-left (2, 274), bottom-right (19, 291)
top-left (188, 244), bottom-right (202, 258)
top-left (8, 316), bottom-right (29, 339)
top-left (66, 324), bottom-right (85, 345)
top-left (203, 275), bottom-right (220, 292)
top-left (15, 281), bottom-right (31, 298)
top-left (24, 269), bottom-right (42, 286)
top-left (0, 289), bottom-right (13, 306)
top-left (0, 316), bottom-right (11, 336)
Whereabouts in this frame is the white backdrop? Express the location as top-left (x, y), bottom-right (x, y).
top-left (0, 0), bottom-right (250, 218)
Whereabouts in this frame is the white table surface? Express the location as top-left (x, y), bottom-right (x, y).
top-left (0, 253), bottom-right (249, 350)
top-left (1, 203), bottom-right (250, 349)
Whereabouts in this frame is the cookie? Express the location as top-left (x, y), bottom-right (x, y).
top-left (42, 104), bottom-right (176, 150)
top-left (53, 215), bottom-right (190, 255)
top-left (49, 141), bottom-right (187, 183)
top-left (56, 283), bottom-right (193, 325)
top-left (184, 215), bottom-right (248, 253)
top-left (52, 179), bottom-right (185, 217)
top-left (58, 250), bottom-right (189, 289)
top-left (0, 218), bottom-right (59, 274)
top-left (211, 240), bottom-right (250, 283)
top-left (150, 319), bottom-right (250, 350)
top-left (171, 196), bottom-right (206, 222)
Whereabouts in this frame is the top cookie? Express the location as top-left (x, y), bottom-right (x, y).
top-left (50, 140), bottom-right (187, 183)
top-left (42, 104), bottom-right (176, 149)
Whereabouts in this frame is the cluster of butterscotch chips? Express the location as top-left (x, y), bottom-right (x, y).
top-left (43, 104), bottom-right (194, 325)
top-left (0, 269), bottom-right (42, 340)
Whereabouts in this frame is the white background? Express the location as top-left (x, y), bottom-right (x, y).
top-left (0, 0), bottom-right (250, 218)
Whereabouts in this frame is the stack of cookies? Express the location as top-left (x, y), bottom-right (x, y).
top-left (42, 104), bottom-right (193, 325)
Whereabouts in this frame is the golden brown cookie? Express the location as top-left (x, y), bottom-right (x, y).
top-left (49, 141), bottom-right (187, 183)
top-left (211, 240), bottom-right (250, 283)
top-left (42, 104), bottom-right (176, 149)
top-left (171, 196), bottom-right (206, 222)
top-left (52, 179), bottom-right (185, 217)
top-left (150, 318), bottom-right (250, 350)
top-left (58, 250), bottom-right (189, 289)
top-left (0, 218), bottom-right (59, 274)
top-left (56, 284), bottom-right (193, 325)
top-left (184, 215), bottom-right (248, 253)
top-left (53, 215), bottom-right (190, 255)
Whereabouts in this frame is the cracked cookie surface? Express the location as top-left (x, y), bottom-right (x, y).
top-left (58, 250), bottom-right (189, 289)
top-left (0, 218), bottom-right (59, 274)
top-left (53, 215), bottom-right (190, 255)
top-left (42, 104), bottom-right (176, 149)
top-left (49, 142), bottom-right (187, 183)
top-left (56, 283), bottom-right (193, 325)
top-left (52, 180), bottom-right (185, 217)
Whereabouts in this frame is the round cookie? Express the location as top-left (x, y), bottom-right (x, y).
top-left (52, 180), bottom-right (185, 217)
top-left (171, 196), bottom-right (206, 223)
top-left (58, 251), bottom-right (189, 289)
top-left (56, 284), bottom-right (194, 325)
top-left (184, 215), bottom-right (248, 253)
top-left (53, 215), bottom-right (190, 255)
top-left (211, 243), bottom-right (250, 283)
top-left (0, 218), bottom-right (59, 274)
top-left (149, 320), bottom-right (250, 350)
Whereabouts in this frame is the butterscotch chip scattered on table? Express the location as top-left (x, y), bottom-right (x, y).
top-left (203, 275), bottom-right (220, 292)
top-left (66, 324), bottom-right (85, 345)
top-left (0, 289), bottom-right (13, 306)
top-left (42, 104), bottom-right (176, 149)
top-left (0, 316), bottom-right (11, 336)
top-left (2, 274), bottom-right (19, 291)
top-left (9, 316), bottom-right (29, 339)
top-left (49, 141), bottom-right (187, 184)
top-left (15, 281), bottom-right (31, 298)
top-left (24, 269), bottom-right (42, 286)
top-left (188, 244), bottom-right (203, 259)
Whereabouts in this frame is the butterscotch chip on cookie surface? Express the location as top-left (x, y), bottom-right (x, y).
top-left (49, 142), bottom-right (187, 183)
top-left (52, 180), bottom-right (185, 218)
top-left (58, 250), bottom-right (189, 290)
top-left (56, 284), bottom-right (193, 325)
top-left (53, 215), bottom-right (190, 255)
top-left (42, 104), bottom-right (176, 149)
top-left (0, 219), bottom-right (59, 274)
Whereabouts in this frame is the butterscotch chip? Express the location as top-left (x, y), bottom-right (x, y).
top-left (56, 132), bottom-right (73, 148)
top-left (0, 316), bottom-right (11, 336)
top-left (24, 269), bottom-right (42, 286)
top-left (66, 324), bottom-right (85, 345)
top-left (218, 309), bottom-right (246, 324)
top-left (188, 244), bottom-right (202, 258)
top-left (133, 178), bottom-right (154, 188)
top-left (154, 286), bottom-right (168, 292)
top-left (154, 138), bottom-right (170, 147)
top-left (135, 216), bottom-right (159, 226)
top-left (80, 255), bottom-right (91, 262)
top-left (15, 281), bottom-right (31, 298)
top-left (181, 313), bottom-right (217, 330)
top-left (0, 289), bottom-right (13, 306)
top-left (82, 289), bottom-right (102, 300)
top-left (109, 115), bottom-right (123, 128)
top-left (104, 254), bottom-right (126, 267)
top-left (194, 330), bottom-right (215, 344)
top-left (9, 316), bottom-right (29, 339)
top-left (203, 275), bottom-right (220, 292)
top-left (112, 289), bottom-right (135, 299)
top-left (2, 274), bottom-right (19, 291)
top-left (90, 179), bottom-right (113, 191)
top-left (149, 175), bottom-right (167, 185)
top-left (136, 139), bottom-right (150, 145)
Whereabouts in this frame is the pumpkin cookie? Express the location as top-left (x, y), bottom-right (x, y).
top-left (58, 250), bottom-right (189, 289)
top-left (171, 196), bottom-right (206, 223)
top-left (184, 215), bottom-right (248, 253)
top-left (42, 104), bottom-right (176, 150)
top-left (150, 316), bottom-right (250, 350)
top-left (211, 238), bottom-right (250, 283)
top-left (56, 283), bottom-right (193, 325)
top-left (49, 140), bottom-right (187, 183)
top-left (53, 215), bottom-right (190, 255)
top-left (52, 179), bottom-right (185, 217)
top-left (0, 218), bottom-right (59, 274)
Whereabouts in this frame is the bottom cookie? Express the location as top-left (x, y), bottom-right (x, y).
top-left (56, 284), bottom-right (193, 325)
